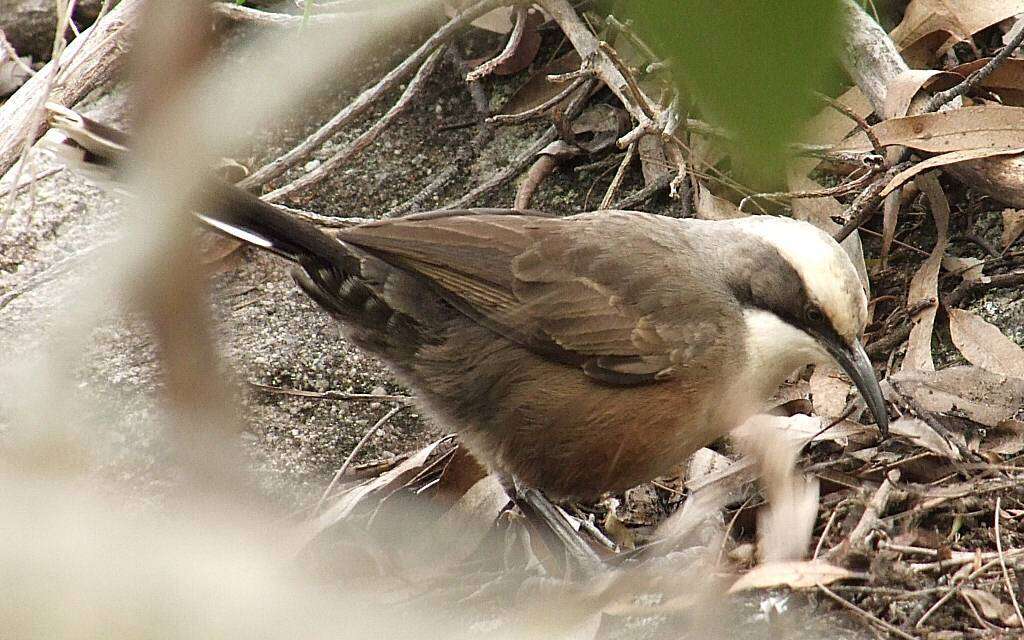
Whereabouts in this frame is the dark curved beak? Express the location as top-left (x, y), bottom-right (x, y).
top-left (818, 335), bottom-right (889, 436)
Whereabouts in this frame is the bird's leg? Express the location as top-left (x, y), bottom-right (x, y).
top-left (504, 475), bottom-right (603, 577)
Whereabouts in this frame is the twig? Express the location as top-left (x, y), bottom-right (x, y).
top-left (240, 0), bottom-right (513, 189)
top-left (997, 496), bottom-right (1024, 628)
top-left (610, 171), bottom-right (671, 209)
top-left (0, 28), bottom-right (36, 77)
top-left (0, 0), bottom-right (136, 179)
top-left (443, 126), bottom-right (558, 209)
top-left (465, 5), bottom-right (527, 82)
top-left (444, 76), bottom-right (596, 209)
top-left (514, 152), bottom-right (560, 210)
top-left (263, 45), bottom-right (445, 202)
top-left (249, 381), bottom-right (414, 404)
top-left (2, 0), bottom-right (79, 225)
top-left (313, 404), bottom-right (406, 514)
top-left (833, 470), bottom-right (899, 558)
top-left (599, 139), bottom-right (635, 209)
top-left (597, 40), bottom-right (655, 119)
top-left (814, 504), bottom-right (842, 560)
top-left (486, 76), bottom-right (587, 125)
top-left (817, 583), bottom-right (919, 640)
top-left (0, 165), bottom-right (62, 199)
top-left (834, 162), bottom-right (912, 243)
top-left (814, 90), bottom-right (883, 160)
top-left (211, 2), bottom-right (349, 28)
top-left (915, 589), bottom-right (958, 629)
top-left (923, 21), bottom-right (1024, 114)
top-left (740, 167), bottom-right (879, 213)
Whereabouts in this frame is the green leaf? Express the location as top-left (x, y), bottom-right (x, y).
top-left (629, 0), bottom-right (844, 187)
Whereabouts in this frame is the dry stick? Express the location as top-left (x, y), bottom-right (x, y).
top-left (600, 139), bottom-right (635, 209)
top-left (817, 583), bottom-right (919, 640)
top-left (814, 90), bottom-right (884, 160)
top-left (240, 0), bottom-right (514, 190)
top-left (923, 23), bottom-right (1024, 115)
top-left (2, 0), bottom-right (78, 223)
top-left (314, 404), bottom-right (406, 514)
top-left (486, 76), bottom-right (587, 125)
top-left (249, 381), bottom-right (414, 404)
top-left (514, 153), bottom-right (559, 210)
top-left (263, 45), bottom-right (446, 202)
top-left (0, 0), bottom-right (136, 179)
top-left (740, 167), bottom-right (879, 213)
top-left (0, 27), bottom-right (35, 76)
top-left (996, 496), bottom-right (1024, 628)
top-left (0, 166), bottom-right (61, 198)
top-left (612, 171), bottom-right (672, 209)
top-left (465, 4), bottom-right (526, 82)
top-left (443, 76), bottom-right (596, 209)
top-left (210, 2), bottom-right (349, 28)
top-left (813, 503), bottom-right (842, 560)
top-left (831, 470), bottom-right (900, 559)
top-left (834, 161), bottom-right (911, 243)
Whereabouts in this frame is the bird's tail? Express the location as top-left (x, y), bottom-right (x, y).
top-left (41, 103), bottom-right (348, 269)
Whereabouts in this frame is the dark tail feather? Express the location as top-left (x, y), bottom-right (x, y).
top-left (42, 103), bottom-right (351, 271)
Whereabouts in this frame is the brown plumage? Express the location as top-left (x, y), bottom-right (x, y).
top-left (43, 105), bottom-right (889, 500)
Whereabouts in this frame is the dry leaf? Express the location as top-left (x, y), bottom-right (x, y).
top-left (490, 8), bottom-right (544, 77)
top-left (889, 416), bottom-right (962, 459)
top-left (981, 419), bottom-right (1024, 455)
top-left (791, 86), bottom-right (873, 178)
top-left (879, 147), bottom-right (1024, 197)
top-left (948, 308), bottom-right (1024, 378)
top-left (962, 588), bottom-right (1023, 627)
top-left (888, 366), bottom-right (1024, 427)
top-left (433, 474), bottom-right (509, 564)
top-left (445, 2), bottom-right (514, 33)
top-left (838, 105), bottom-right (1024, 154)
top-left (883, 69), bottom-right (962, 119)
top-left (890, 0), bottom-right (1024, 55)
top-left (942, 255), bottom-right (985, 283)
top-left (637, 134), bottom-right (672, 188)
top-left (728, 560), bottom-right (854, 592)
top-left (311, 438), bottom-right (448, 536)
top-left (950, 58), bottom-right (1024, 104)
top-left (500, 51), bottom-right (581, 115)
top-left (903, 173), bottom-right (949, 371)
top-left (694, 183), bottom-right (746, 220)
top-left (1003, 208), bottom-right (1024, 249)
top-left (809, 363), bottom-right (852, 420)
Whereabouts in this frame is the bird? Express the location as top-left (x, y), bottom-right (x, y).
top-left (41, 103), bottom-right (888, 501)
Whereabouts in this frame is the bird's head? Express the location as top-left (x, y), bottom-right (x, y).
top-left (726, 215), bottom-right (887, 435)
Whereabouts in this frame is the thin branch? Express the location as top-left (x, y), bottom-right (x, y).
top-left (263, 45), bottom-right (445, 202)
top-left (0, 28), bottom-right (36, 77)
top-left (486, 76), bottom-right (587, 125)
top-left (817, 583), bottom-right (920, 640)
top-left (923, 21), bottom-right (1024, 114)
top-left (240, 0), bottom-right (513, 190)
top-left (313, 404), bottom-right (406, 514)
top-left (600, 139), bottom-right (635, 209)
top-left (996, 496), bottom-right (1024, 628)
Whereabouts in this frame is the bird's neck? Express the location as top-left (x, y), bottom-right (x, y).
top-left (733, 308), bottom-right (829, 411)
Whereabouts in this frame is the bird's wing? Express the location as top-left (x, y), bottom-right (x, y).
top-left (337, 210), bottom-right (735, 385)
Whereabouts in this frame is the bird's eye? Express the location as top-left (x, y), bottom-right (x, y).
top-left (806, 306), bottom-right (824, 323)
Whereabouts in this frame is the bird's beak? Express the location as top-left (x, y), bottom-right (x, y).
top-left (818, 335), bottom-right (889, 436)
